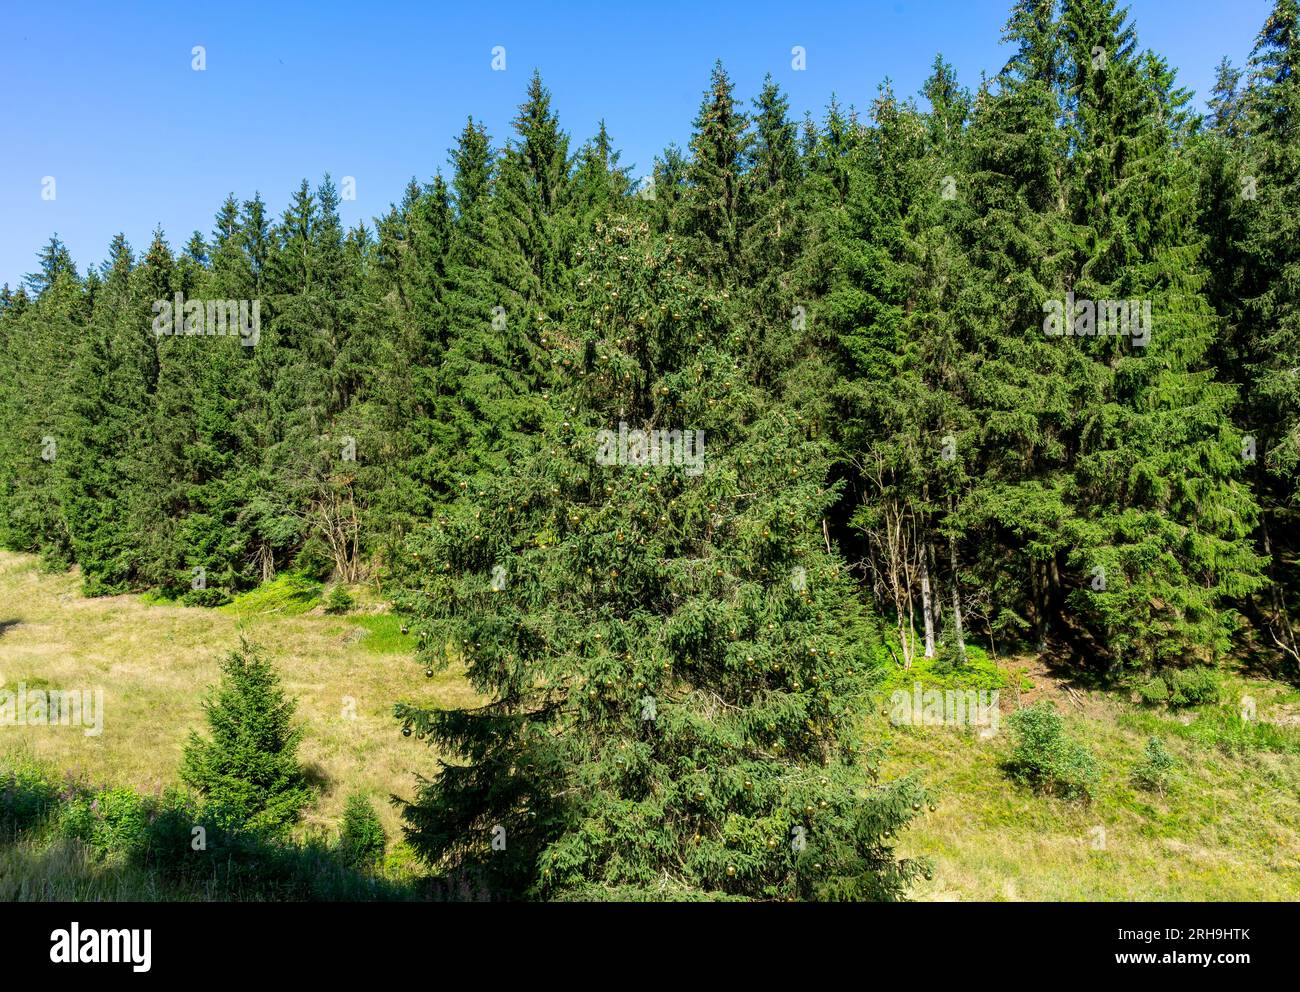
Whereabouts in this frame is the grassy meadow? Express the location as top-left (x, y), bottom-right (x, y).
top-left (2, 548), bottom-right (1298, 900)
top-left (0, 550), bottom-right (476, 844)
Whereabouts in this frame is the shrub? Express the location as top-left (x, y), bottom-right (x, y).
top-left (59, 787), bottom-right (149, 862)
top-left (1135, 675), bottom-right (1168, 706)
top-left (136, 789), bottom-right (204, 875)
top-left (337, 792), bottom-right (386, 868)
top-left (1135, 668), bottom-right (1220, 709)
top-left (180, 641), bottom-right (314, 835)
top-left (324, 585), bottom-right (355, 615)
top-left (1131, 736), bottom-right (1176, 795)
top-left (1005, 703), bottom-right (1099, 800)
top-left (0, 761), bottom-right (60, 839)
top-left (182, 586), bottom-right (232, 607)
top-left (37, 547), bottom-right (73, 573)
top-left (0, 761), bottom-right (414, 900)
top-left (1166, 667), bottom-right (1220, 708)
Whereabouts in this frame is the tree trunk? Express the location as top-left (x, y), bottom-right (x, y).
top-left (1032, 559), bottom-right (1046, 652)
top-left (928, 541), bottom-right (943, 634)
top-left (920, 552), bottom-right (935, 659)
top-left (949, 532), bottom-right (967, 664)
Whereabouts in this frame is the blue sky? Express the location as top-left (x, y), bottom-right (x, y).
top-left (0, 0), bottom-right (1273, 289)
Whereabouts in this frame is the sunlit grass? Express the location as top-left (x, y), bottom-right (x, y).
top-left (5, 549), bottom-right (1298, 901)
top-left (0, 551), bottom-right (477, 844)
top-left (878, 660), bottom-right (1300, 901)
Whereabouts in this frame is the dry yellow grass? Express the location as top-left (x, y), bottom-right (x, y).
top-left (0, 551), bottom-right (476, 840)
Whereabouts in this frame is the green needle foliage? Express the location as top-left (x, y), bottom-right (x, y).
top-left (1131, 735), bottom-right (1176, 795)
top-left (395, 216), bottom-right (929, 900)
top-left (181, 641), bottom-right (314, 835)
top-left (1005, 703), bottom-right (1099, 800)
top-left (338, 792), bottom-right (388, 868)
top-left (2, 0), bottom-right (1299, 900)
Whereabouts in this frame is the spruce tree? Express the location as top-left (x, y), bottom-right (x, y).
top-left (395, 204), bottom-right (928, 900)
top-left (58, 234), bottom-right (157, 593)
top-left (181, 641), bottom-right (313, 835)
top-left (1055, 0), bottom-right (1265, 670)
top-left (1236, 0), bottom-right (1300, 669)
top-left (0, 239), bottom-right (84, 563)
top-left (426, 115), bottom-right (549, 493)
top-left (135, 223), bottom-right (255, 598)
top-left (953, 0), bottom-right (1082, 652)
top-left (680, 62), bottom-right (749, 285)
top-left (371, 175), bottom-right (455, 541)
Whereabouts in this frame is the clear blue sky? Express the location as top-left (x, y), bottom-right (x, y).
top-left (0, 0), bottom-right (1272, 289)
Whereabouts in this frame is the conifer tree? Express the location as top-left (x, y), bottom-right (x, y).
top-left (181, 641), bottom-right (313, 834)
top-left (58, 234), bottom-right (157, 593)
top-left (680, 63), bottom-right (749, 285)
top-left (135, 224), bottom-right (254, 598)
top-left (569, 121), bottom-right (631, 235)
top-left (427, 115), bottom-right (549, 493)
top-left (1234, 0), bottom-right (1300, 669)
top-left (0, 239), bottom-right (84, 563)
top-left (953, 0), bottom-right (1081, 652)
top-left (743, 76), bottom-right (809, 384)
top-left (23, 235), bottom-right (78, 297)
top-left (1053, 0), bottom-right (1265, 670)
top-left (396, 213), bottom-right (928, 900)
top-left (371, 175), bottom-right (456, 540)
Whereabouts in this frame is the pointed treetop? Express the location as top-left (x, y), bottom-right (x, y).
top-left (450, 117), bottom-right (493, 215)
top-left (1250, 0), bottom-right (1300, 85)
top-left (185, 230), bottom-right (208, 265)
top-left (1001, 0), bottom-right (1061, 87)
top-left (24, 234), bottom-right (77, 296)
top-left (1208, 57), bottom-right (1244, 136)
top-left (100, 232), bottom-right (134, 281)
top-left (749, 74), bottom-right (799, 190)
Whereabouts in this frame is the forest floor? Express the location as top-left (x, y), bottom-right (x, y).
top-left (2, 548), bottom-right (1297, 901)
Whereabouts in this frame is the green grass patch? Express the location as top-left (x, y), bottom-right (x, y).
top-left (875, 643), bottom-right (1005, 694)
top-left (879, 691), bottom-right (1300, 900)
top-left (221, 573), bottom-right (322, 617)
top-left (345, 614), bottom-right (419, 654)
top-left (1184, 710), bottom-right (1300, 755)
top-left (1117, 689), bottom-right (1300, 757)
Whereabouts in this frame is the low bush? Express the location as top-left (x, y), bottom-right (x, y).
top-left (1134, 668), bottom-right (1220, 709)
top-left (324, 585), bottom-right (355, 615)
top-left (1166, 667), bottom-right (1220, 708)
top-left (1004, 703), bottom-right (1099, 800)
top-left (0, 760), bottom-right (411, 901)
top-left (1135, 676), bottom-right (1167, 706)
top-left (0, 760), bottom-right (60, 839)
top-left (1131, 736), bottom-right (1176, 795)
top-left (181, 586), bottom-right (232, 607)
top-left (58, 787), bottom-right (150, 863)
